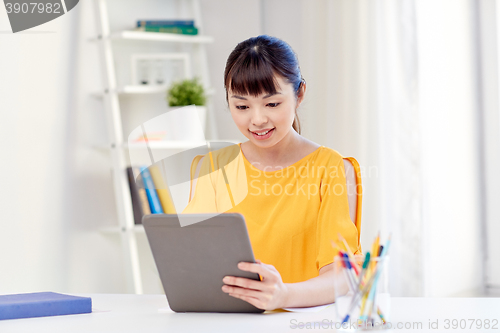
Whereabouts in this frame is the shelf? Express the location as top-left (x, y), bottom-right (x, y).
top-left (120, 85), bottom-right (168, 94)
top-left (109, 31), bottom-right (214, 43)
top-left (125, 140), bottom-right (207, 150)
top-left (100, 225), bottom-right (145, 234)
top-left (91, 86), bottom-right (215, 98)
top-left (126, 139), bottom-right (239, 150)
top-left (94, 140), bottom-right (240, 151)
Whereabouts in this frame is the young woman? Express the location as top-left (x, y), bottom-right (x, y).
top-left (183, 35), bottom-right (362, 310)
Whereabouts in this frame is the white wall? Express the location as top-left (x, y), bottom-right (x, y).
top-left (0, 1), bottom-right (135, 294)
top-left (0, 3), bottom-right (74, 293)
top-left (200, 0), bottom-right (261, 143)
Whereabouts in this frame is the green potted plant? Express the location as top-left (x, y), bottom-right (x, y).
top-left (167, 77), bottom-right (206, 107)
top-left (166, 78), bottom-right (207, 140)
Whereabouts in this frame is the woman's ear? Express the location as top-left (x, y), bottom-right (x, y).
top-left (296, 80), bottom-right (306, 107)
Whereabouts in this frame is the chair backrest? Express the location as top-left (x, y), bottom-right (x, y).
top-left (343, 157), bottom-right (362, 240)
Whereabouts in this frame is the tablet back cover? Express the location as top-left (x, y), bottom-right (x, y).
top-left (144, 213), bottom-right (264, 313)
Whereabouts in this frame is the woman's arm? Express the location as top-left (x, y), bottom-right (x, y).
top-left (284, 263), bottom-right (348, 308)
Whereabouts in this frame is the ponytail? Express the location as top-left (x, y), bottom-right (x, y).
top-left (292, 113), bottom-right (301, 134)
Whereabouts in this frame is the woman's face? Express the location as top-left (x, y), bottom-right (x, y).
top-left (228, 75), bottom-right (305, 148)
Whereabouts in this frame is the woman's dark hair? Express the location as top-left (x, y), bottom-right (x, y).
top-left (224, 35), bottom-right (305, 134)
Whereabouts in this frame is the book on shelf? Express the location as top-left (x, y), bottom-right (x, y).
top-left (136, 20), bottom-right (195, 28)
top-left (0, 292), bottom-right (91, 320)
top-left (135, 25), bottom-right (198, 35)
top-left (127, 167), bottom-right (151, 224)
top-left (149, 165), bottom-right (177, 214)
top-left (140, 167), bottom-right (164, 214)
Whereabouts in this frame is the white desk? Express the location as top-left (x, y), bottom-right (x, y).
top-left (1, 294), bottom-right (499, 332)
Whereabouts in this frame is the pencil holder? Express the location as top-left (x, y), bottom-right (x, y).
top-left (333, 253), bottom-right (390, 331)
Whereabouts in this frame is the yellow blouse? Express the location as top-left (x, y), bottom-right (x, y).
top-left (182, 143), bottom-right (362, 283)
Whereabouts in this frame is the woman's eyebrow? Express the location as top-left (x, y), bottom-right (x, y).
top-left (230, 92), bottom-right (282, 100)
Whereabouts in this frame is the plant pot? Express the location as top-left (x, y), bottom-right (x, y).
top-left (167, 105), bottom-right (207, 141)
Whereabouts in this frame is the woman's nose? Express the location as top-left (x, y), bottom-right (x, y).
top-left (251, 108), bottom-right (268, 126)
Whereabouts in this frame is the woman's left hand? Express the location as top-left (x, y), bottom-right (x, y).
top-left (221, 259), bottom-right (289, 310)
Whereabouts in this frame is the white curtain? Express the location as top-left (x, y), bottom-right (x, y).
top-left (477, 0), bottom-right (500, 292)
top-left (374, 1), bottom-right (423, 297)
top-left (297, 0), bottom-right (489, 297)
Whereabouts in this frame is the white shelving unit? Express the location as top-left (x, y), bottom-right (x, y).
top-left (91, 85), bottom-right (215, 97)
top-left (93, 0), bottom-right (219, 294)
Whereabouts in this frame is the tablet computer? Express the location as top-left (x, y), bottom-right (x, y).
top-left (143, 213), bottom-right (264, 313)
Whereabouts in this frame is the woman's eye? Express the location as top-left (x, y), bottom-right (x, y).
top-left (267, 102), bottom-right (280, 108)
top-left (235, 105), bottom-right (248, 110)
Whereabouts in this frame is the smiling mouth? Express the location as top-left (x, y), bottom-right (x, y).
top-left (251, 128), bottom-right (275, 136)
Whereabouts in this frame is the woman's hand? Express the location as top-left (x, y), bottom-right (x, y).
top-left (221, 259), bottom-right (289, 310)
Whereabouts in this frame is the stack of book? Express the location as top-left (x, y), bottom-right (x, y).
top-left (127, 166), bottom-right (176, 224)
top-left (135, 20), bottom-right (198, 35)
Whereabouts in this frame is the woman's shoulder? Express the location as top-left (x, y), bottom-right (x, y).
top-left (308, 143), bottom-right (346, 166)
top-left (308, 148), bottom-right (341, 169)
top-left (314, 146), bottom-right (361, 181)
top-left (296, 136), bottom-right (344, 163)
top-left (316, 146), bottom-right (345, 160)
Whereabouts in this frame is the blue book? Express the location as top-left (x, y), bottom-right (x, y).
top-left (0, 292), bottom-right (91, 320)
top-left (136, 20), bottom-right (194, 28)
top-left (140, 167), bottom-right (164, 214)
